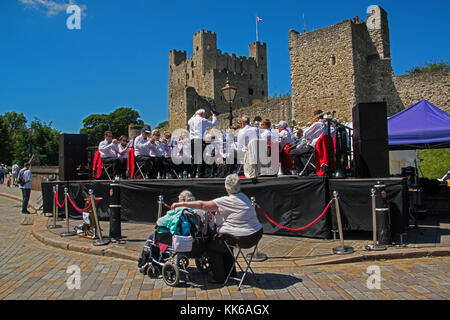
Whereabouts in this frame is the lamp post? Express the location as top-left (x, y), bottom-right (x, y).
top-left (220, 78), bottom-right (237, 127)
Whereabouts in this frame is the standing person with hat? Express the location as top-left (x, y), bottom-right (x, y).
top-left (18, 162), bottom-right (32, 214)
top-left (134, 126), bottom-right (153, 178)
top-left (188, 109), bottom-right (217, 178)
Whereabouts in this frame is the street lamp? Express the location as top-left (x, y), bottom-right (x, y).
top-left (220, 78), bottom-right (237, 127)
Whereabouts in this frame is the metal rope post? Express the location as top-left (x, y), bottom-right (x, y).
top-left (366, 186), bottom-right (387, 251)
top-left (60, 187), bottom-right (76, 237)
top-left (332, 191), bottom-right (354, 254)
top-left (157, 195), bottom-right (164, 220)
top-left (248, 196), bottom-right (268, 262)
top-left (90, 189), bottom-right (110, 246)
top-left (48, 185), bottom-right (62, 229)
top-left (109, 179), bottom-right (122, 242)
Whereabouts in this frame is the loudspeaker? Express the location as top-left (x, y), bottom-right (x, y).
top-left (352, 102), bottom-right (389, 178)
top-left (59, 134), bottom-right (89, 181)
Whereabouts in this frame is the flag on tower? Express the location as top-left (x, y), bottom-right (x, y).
top-left (256, 16), bottom-right (263, 41)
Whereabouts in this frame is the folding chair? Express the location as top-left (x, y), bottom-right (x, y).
top-left (223, 236), bottom-right (260, 290)
top-left (134, 160), bottom-right (148, 179)
top-left (299, 152), bottom-right (316, 176)
top-left (102, 163), bottom-right (114, 180)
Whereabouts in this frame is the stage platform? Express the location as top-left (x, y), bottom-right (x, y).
top-left (41, 176), bottom-right (408, 240)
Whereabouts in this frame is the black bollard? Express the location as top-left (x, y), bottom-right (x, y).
top-left (374, 181), bottom-right (391, 246)
top-left (109, 180), bottom-right (122, 241)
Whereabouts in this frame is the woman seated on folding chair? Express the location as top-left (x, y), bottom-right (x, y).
top-left (171, 174), bottom-right (263, 284)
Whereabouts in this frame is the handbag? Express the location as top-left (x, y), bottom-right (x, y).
top-left (172, 235), bottom-right (193, 252)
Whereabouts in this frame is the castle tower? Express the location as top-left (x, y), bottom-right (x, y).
top-left (366, 5), bottom-right (390, 59)
top-left (192, 30), bottom-right (217, 75)
top-left (168, 30), bottom-right (269, 130)
top-left (289, 5), bottom-right (399, 124)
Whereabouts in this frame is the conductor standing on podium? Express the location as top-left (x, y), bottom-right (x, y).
top-left (188, 108), bottom-right (217, 178)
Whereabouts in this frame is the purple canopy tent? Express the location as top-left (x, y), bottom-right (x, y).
top-left (388, 100), bottom-right (450, 150)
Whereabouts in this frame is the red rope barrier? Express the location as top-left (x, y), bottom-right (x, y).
top-left (67, 194), bottom-right (93, 212)
top-left (161, 201), bottom-right (172, 210)
top-left (54, 192), bottom-right (65, 208)
top-left (258, 200), bottom-right (332, 232)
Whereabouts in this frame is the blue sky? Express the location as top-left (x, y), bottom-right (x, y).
top-left (1, 0), bottom-right (449, 133)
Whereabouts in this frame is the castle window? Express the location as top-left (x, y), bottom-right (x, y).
top-left (330, 55), bottom-right (336, 66)
top-left (248, 88), bottom-right (254, 95)
top-left (261, 74), bottom-right (264, 80)
top-left (206, 44), bottom-right (211, 50)
top-left (192, 70), bottom-right (194, 77)
top-left (191, 61), bottom-right (194, 68)
top-left (196, 46), bottom-right (199, 51)
top-left (261, 90), bottom-right (265, 96)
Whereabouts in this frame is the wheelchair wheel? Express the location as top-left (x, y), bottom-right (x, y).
top-left (162, 262), bottom-right (180, 286)
top-left (147, 264), bottom-right (161, 278)
top-left (138, 250), bottom-right (148, 268)
top-left (195, 254), bottom-right (210, 274)
top-left (177, 256), bottom-right (189, 269)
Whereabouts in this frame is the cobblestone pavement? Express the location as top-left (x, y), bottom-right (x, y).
top-left (1, 197), bottom-right (450, 300)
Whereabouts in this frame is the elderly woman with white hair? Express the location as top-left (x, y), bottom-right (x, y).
top-left (171, 174), bottom-right (263, 283)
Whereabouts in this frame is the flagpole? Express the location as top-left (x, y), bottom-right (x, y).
top-left (256, 16), bottom-right (258, 42)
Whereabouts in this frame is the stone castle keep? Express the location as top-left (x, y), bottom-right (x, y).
top-left (168, 29), bottom-right (268, 130)
top-left (168, 5), bottom-right (449, 130)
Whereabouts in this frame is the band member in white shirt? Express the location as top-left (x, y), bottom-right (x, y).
top-left (134, 127), bottom-right (153, 178)
top-left (237, 115), bottom-right (259, 163)
top-left (188, 108), bottom-right (218, 178)
top-left (117, 135), bottom-right (130, 178)
top-left (98, 131), bottom-right (120, 178)
top-left (148, 129), bottom-right (166, 178)
top-left (289, 109), bottom-right (327, 175)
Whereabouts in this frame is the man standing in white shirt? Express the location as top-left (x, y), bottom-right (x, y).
top-left (98, 131), bottom-right (120, 178)
top-left (18, 162), bottom-right (32, 214)
top-left (134, 127), bottom-right (153, 178)
top-left (188, 109), bottom-right (217, 178)
top-left (237, 115), bottom-right (259, 164)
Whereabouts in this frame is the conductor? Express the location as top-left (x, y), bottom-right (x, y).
top-left (188, 108), bottom-right (217, 178)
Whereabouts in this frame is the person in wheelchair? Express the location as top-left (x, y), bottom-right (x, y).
top-left (171, 174), bottom-right (263, 284)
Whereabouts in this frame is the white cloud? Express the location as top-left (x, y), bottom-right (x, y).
top-left (19, 0), bottom-right (87, 17)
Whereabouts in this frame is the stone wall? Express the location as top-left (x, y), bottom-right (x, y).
top-left (216, 97), bottom-right (292, 129)
top-left (393, 69), bottom-right (450, 113)
top-left (289, 21), bottom-right (356, 124)
top-left (30, 166), bottom-right (59, 191)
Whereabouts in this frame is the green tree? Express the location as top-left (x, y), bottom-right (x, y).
top-left (3, 111), bottom-right (27, 132)
top-left (407, 60), bottom-right (449, 74)
top-left (156, 120), bottom-right (169, 129)
top-left (80, 107), bottom-right (143, 145)
top-left (0, 116), bottom-right (13, 165)
top-left (30, 119), bottom-right (60, 165)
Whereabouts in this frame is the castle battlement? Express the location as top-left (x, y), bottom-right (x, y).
top-left (168, 30), bottom-right (269, 130)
